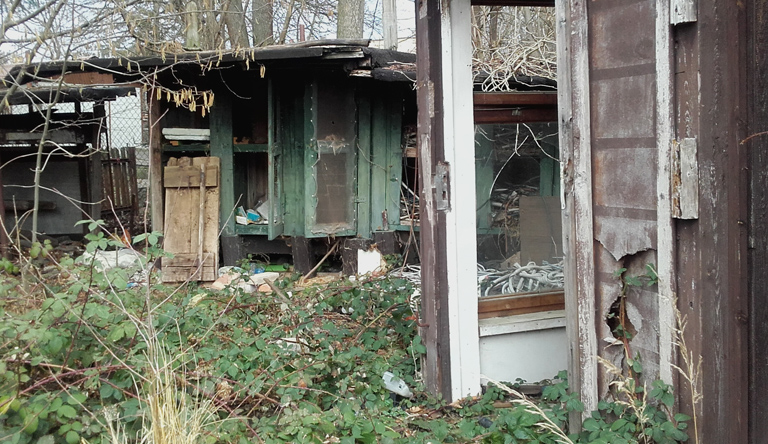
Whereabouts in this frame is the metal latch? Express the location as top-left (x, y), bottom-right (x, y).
top-left (435, 162), bottom-right (450, 211)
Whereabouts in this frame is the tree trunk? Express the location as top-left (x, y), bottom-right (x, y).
top-left (382, 0), bottom-right (397, 50)
top-left (185, 1), bottom-right (201, 49)
top-left (488, 6), bottom-right (500, 48)
top-left (337, 0), bottom-right (364, 39)
top-left (200, 0), bottom-right (223, 49)
top-left (251, 0), bottom-right (273, 46)
top-left (223, 0), bottom-right (249, 48)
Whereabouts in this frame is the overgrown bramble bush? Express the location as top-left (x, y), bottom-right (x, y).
top-left (0, 227), bottom-right (691, 443)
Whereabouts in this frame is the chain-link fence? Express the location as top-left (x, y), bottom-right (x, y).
top-left (106, 89), bottom-right (149, 209)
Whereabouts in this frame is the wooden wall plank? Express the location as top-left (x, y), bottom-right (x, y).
top-left (747, 0), bottom-right (768, 440)
top-left (655, 0), bottom-right (677, 389)
top-left (357, 91), bottom-right (372, 238)
top-left (371, 94), bottom-right (390, 232)
top-left (416, 0), bottom-right (453, 400)
top-left (439, 0), bottom-right (481, 400)
top-left (675, 0), bottom-right (749, 440)
top-left (210, 86), bottom-right (234, 236)
top-left (148, 90), bottom-right (164, 233)
top-left (557, 0), bottom-right (599, 418)
top-left (385, 88), bottom-right (404, 230)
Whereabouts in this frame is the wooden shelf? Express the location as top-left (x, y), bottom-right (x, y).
top-left (162, 143), bottom-right (209, 153)
top-left (235, 224), bottom-right (268, 235)
top-left (233, 144), bottom-right (268, 153)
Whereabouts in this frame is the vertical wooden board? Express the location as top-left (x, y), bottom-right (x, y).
top-left (210, 87), bottom-right (234, 236)
top-left (197, 157), bottom-right (220, 275)
top-left (693, 0), bottom-right (748, 440)
top-left (268, 78), bottom-right (285, 240)
top-left (557, 0), bottom-right (599, 417)
top-left (162, 156), bottom-right (220, 282)
top-left (282, 87), bottom-right (305, 237)
top-left (385, 89), bottom-right (404, 227)
top-left (357, 90), bottom-right (372, 238)
top-left (370, 95), bottom-right (389, 232)
top-left (475, 124), bottom-right (494, 231)
top-left (303, 81), bottom-right (318, 233)
top-left (748, 0), bottom-right (768, 439)
top-left (416, 0), bottom-right (453, 400)
top-left (148, 92), bottom-right (164, 233)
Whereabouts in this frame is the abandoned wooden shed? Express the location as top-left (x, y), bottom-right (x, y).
top-left (0, 79), bottom-right (138, 242)
top-left (2, 42), bottom-right (420, 274)
top-left (418, 0), bottom-right (768, 441)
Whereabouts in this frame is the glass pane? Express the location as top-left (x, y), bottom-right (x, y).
top-left (315, 152), bottom-right (349, 225)
top-left (475, 122), bottom-right (563, 297)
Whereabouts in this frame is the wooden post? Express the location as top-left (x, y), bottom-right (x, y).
top-left (555, 0), bottom-right (599, 419)
top-left (0, 158), bottom-right (7, 257)
top-left (149, 89), bottom-right (165, 233)
top-left (209, 86), bottom-right (235, 237)
top-left (415, 0), bottom-right (481, 402)
top-left (89, 103), bottom-right (105, 224)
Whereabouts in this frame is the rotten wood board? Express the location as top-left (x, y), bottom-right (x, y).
top-left (161, 156), bottom-right (220, 283)
top-left (478, 290), bottom-right (565, 319)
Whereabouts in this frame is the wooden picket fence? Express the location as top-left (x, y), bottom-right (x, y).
top-left (101, 147), bottom-right (139, 234)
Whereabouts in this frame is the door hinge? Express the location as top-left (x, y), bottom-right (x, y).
top-left (671, 138), bottom-right (698, 219)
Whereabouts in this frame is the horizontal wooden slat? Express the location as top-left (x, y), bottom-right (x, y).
top-left (471, 0), bottom-right (555, 6)
top-left (478, 290), bottom-right (565, 319)
top-left (4, 200), bottom-right (56, 211)
top-left (163, 253), bottom-right (216, 267)
top-left (162, 253), bottom-right (216, 282)
top-left (474, 107), bottom-right (558, 123)
top-left (162, 267), bottom-right (216, 282)
top-left (474, 92), bottom-right (558, 106)
top-left (164, 164), bottom-right (219, 188)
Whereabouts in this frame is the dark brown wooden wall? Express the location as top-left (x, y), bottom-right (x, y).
top-left (674, 0), bottom-right (750, 441)
top-left (562, 0), bottom-right (754, 438)
top-left (747, 0), bottom-right (768, 441)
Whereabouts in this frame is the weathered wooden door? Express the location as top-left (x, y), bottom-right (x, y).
top-left (161, 156), bottom-right (220, 282)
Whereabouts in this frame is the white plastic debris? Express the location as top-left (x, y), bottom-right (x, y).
top-left (382, 371), bottom-right (413, 398)
top-left (81, 249), bottom-right (143, 272)
top-left (357, 246), bottom-right (385, 275)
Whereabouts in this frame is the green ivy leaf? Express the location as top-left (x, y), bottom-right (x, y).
top-left (57, 405), bottom-right (77, 419)
top-left (65, 430), bottom-right (79, 444)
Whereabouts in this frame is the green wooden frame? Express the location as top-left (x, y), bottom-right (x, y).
top-left (304, 79), bottom-right (358, 238)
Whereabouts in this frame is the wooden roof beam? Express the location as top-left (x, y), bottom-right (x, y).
top-left (471, 0), bottom-right (555, 7)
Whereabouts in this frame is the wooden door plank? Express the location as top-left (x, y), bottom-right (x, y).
top-left (162, 156), bottom-right (220, 282)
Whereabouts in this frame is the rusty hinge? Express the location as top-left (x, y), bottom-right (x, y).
top-left (435, 161), bottom-right (450, 211)
top-left (671, 138), bottom-right (698, 219)
top-left (671, 0), bottom-right (696, 25)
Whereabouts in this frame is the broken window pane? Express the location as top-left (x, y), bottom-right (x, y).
top-left (475, 122), bottom-right (563, 298)
top-left (309, 80), bottom-right (357, 233)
